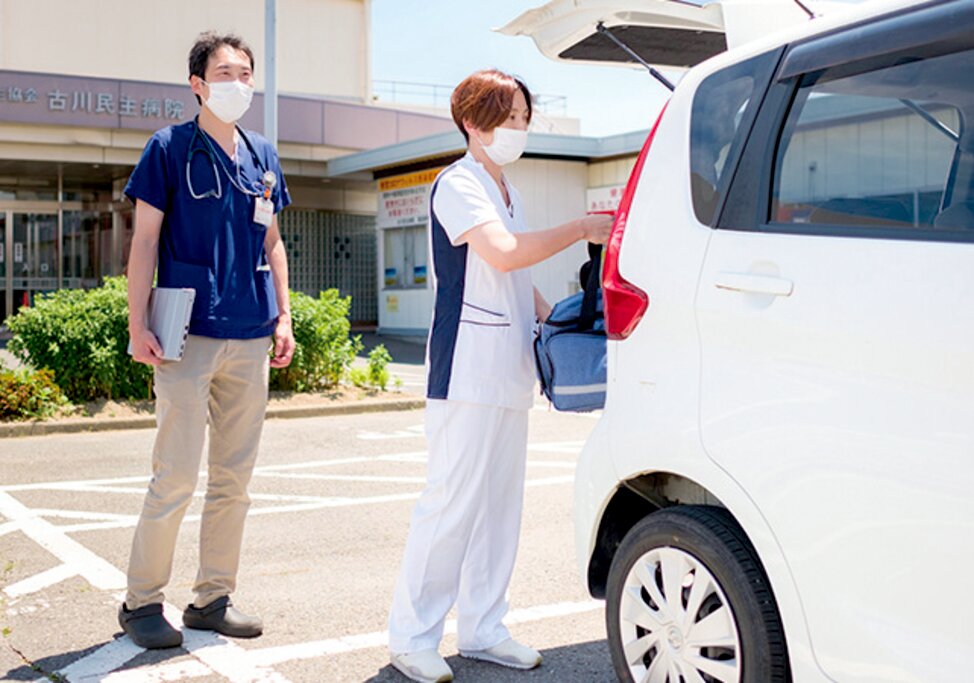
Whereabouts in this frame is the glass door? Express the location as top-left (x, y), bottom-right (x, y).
top-left (11, 212), bottom-right (58, 318)
top-left (63, 211), bottom-right (108, 290)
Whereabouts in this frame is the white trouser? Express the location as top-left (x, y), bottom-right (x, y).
top-left (388, 399), bottom-right (529, 653)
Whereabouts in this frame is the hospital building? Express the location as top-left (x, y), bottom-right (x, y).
top-left (0, 0), bottom-right (643, 336)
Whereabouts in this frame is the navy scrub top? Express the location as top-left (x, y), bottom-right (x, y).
top-left (124, 118), bottom-right (291, 339)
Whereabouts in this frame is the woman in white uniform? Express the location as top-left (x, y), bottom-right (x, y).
top-left (387, 70), bottom-right (612, 683)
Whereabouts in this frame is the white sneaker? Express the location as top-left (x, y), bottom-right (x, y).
top-left (389, 649), bottom-right (454, 683)
top-left (459, 638), bottom-right (542, 670)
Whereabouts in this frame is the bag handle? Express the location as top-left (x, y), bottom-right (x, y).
top-left (578, 242), bottom-right (602, 331)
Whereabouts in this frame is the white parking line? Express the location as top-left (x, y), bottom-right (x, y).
top-left (60, 605), bottom-right (293, 683)
top-left (254, 599), bottom-right (603, 667)
top-left (357, 424), bottom-right (425, 440)
top-left (0, 491), bottom-right (290, 683)
top-left (0, 491), bottom-right (124, 591)
top-left (258, 472), bottom-right (428, 484)
top-left (55, 631), bottom-right (145, 683)
top-left (5, 431), bottom-right (588, 682)
top-left (4, 563), bottom-right (77, 598)
top-left (99, 659), bottom-right (211, 683)
top-left (95, 599), bottom-right (604, 681)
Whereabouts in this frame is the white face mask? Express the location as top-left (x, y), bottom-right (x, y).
top-left (202, 79), bottom-right (254, 123)
top-left (478, 127), bottom-right (528, 166)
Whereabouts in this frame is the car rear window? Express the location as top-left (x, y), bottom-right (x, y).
top-left (690, 50), bottom-right (779, 226)
top-left (771, 48), bottom-right (971, 232)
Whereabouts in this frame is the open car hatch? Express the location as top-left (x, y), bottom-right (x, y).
top-left (497, 0), bottom-right (825, 70)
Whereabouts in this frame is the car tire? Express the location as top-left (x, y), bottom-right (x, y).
top-left (605, 505), bottom-right (789, 683)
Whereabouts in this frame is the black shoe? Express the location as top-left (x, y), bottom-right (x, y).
top-left (118, 603), bottom-right (183, 649)
top-left (182, 595), bottom-right (263, 638)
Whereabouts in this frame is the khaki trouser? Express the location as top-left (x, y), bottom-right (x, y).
top-left (125, 334), bottom-right (271, 611)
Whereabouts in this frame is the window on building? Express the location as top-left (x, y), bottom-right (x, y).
top-left (383, 225), bottom-right (428, 289)
top-left (772, 49), bottom-right (970, 232)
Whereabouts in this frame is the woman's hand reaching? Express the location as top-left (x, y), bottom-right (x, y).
top-left (578, 213), bottom-right (614, 244)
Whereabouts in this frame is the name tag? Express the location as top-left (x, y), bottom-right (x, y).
top-left (253, 197), bottom-right (274, 227)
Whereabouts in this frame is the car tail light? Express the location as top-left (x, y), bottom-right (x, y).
top-left (603, 103), bottom-right (668, 341)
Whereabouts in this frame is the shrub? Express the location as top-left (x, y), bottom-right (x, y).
top-left (349, 344), bottom-right (392, 391)
top-left (270, 290), bottom-right (363, 392)
top-left (6, 279), bottom-right (364, 401)
top-left (6, 277), bottom-right (153, 402)
top-left (0, 366), bottom-right (68, 421)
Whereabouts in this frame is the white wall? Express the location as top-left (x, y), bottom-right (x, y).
top-left (507, 157), bottom-right (590, 305)
top-left (378, 288), bottom-right (433, 335)
top-left (0, 0), bottom-right (369, 102)
top-left (377, 157), bottom-right (591, 333)
top-left (588, 156), bottom-right (637, 189)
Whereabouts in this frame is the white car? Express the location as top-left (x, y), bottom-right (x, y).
top-left (503, 1), bottom-right (974, 681)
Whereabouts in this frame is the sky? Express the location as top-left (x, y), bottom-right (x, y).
top-left (370, 0), bottom-right (673, 137)
top-left (370, 0), bottom-right (868, 138)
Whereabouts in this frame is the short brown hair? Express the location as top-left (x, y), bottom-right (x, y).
top-left (188, 32), bottom-right (255, 103)
top-left (451, 70), bottom-right (533, 142)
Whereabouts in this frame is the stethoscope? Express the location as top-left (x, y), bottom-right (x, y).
top-left (186, 119), bottom-right (276, 201)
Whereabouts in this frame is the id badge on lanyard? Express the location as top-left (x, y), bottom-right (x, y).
top-left (253, 169), bottom-right (277, 227)
top-left (253, 196), bottom-right (274, 226)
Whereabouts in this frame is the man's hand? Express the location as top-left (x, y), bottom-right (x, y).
top-left (270, 313), bottom-right (295, 368)
top-left (130, 326), bottom-right (164, 366)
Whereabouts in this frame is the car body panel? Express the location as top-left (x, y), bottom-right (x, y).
top-left (506, 0), bottom-right (974, 680)
top-left (697, 229), bottom-right (974, 682)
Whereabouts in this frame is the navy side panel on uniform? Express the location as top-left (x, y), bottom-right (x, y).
top-left (427, 178), bottom-right (467, 400)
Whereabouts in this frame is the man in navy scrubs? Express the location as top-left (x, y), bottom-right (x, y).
top-left (119, 31), bottom-right (293, 649)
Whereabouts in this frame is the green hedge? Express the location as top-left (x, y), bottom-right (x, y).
top-left (6, 277), bottom-right (153, 402)
top-left (6, 278), bottom-right (369, 402)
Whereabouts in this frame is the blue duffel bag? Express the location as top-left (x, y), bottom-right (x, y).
top-left (534, 245), bottom-right (606, 412)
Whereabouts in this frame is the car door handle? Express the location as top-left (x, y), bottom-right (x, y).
top-left (714, 272), bottom-right (794, 297)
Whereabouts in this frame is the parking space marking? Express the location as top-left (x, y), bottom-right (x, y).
top-left (357, 424), bottom-right (425, 440)
top-left (100, 659), bottom-right (211, 683)
top-left (251, 599), bottom-right (602, 667)
top-left (92, 598), bottom-right (603, 682)
top-left (0, 491), bottom-right (124, 592)
top-left (0, 520), bottom-right (22, 537)
top-left (4, 436), bottom-right (587, 681)
top-left (258, 472), bottom-right (428, 484)
top-left (54, 630), bottom-right (145, 683)
top-left (4, 563), bottom-right (77, 598)
top-left (0, 491), bottom-right (291, 683)
top-left (59, 603), bottom-right (293, 683)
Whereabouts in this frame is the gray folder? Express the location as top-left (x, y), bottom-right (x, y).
top-left (128, 287), bottom-right (196, 361)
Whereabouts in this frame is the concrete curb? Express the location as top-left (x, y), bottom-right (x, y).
top-left (0, 397), bottom-right (427, 439)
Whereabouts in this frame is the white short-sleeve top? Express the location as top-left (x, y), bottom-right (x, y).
top-left (426, 152), bottom-right (535, 410)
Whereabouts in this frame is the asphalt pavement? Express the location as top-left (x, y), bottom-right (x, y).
top-left (0, 385), bottom-right (616, 681)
